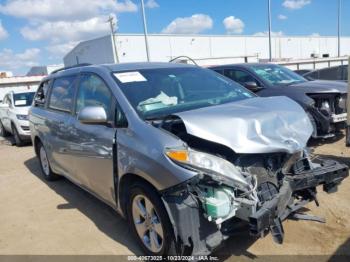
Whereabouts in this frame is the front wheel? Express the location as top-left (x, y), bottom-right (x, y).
top-left (0, 121), bottom-right (10, 137)
top-left (127, 182), bottom-right (176, 256)
top-left (12, 125), bottom-right (24, 147)
top-left (346, 125), bottom-right (350, 147)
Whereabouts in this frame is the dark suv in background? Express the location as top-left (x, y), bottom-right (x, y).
top-left (303, 65), bottom-right (348, 82)
top-left (210, 63), bottom-right (347, 139)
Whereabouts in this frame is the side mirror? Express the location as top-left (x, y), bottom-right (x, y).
top-left (244, 81), bottom-right (263, 92)
top-left (0, 103), bottom-right (9, 109)
top-left (78, 106), bottom-right (108, 125)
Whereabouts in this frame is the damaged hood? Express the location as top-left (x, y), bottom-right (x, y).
top-left (175, 96), bottom-right (312, 154)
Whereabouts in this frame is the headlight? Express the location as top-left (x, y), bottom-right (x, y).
top-left (16, 114), bottom-right (28, 120)
top-left (337, 96), bottom-right (346, 110)
top-left (308, 98), bottom-right (315, 107)
top-left (320, 100), bottom-right (331, 116)
top-left (165, 148), bottom-right (250, 190)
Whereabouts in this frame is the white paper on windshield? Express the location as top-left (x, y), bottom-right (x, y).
top-left (114, 71), bottom-right (147, 83)
top-left (14, 100), bottom-right (27, 106)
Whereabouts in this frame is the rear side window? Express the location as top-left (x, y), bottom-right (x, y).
top-left (49, 76), bottom-right (77, 112)
top-left (76, 74), bottom-right (113, 120)
top-left (318, 67), bottom-right (342, 80)
top-left (34, 81), bottom-right (50, 107)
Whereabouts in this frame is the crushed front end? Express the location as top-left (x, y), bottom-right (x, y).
top-left (307, 93), bottom-right (347, 138)
top-left (150, 96), bottom-right (348, 255)
top-left (161, 150), bottom-right (348, 255)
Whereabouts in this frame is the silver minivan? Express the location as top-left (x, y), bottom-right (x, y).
top-left (29, 63), bottom-right (348, 256)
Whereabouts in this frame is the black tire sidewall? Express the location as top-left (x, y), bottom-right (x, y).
top-left (0, 121), bottom-right (8, 137)
top-left (0, 121), bottom-right (4, 137)
top-left (12, 125), bottom-right (23, 146)
top-left (126, 182), bottom-right (176, 256)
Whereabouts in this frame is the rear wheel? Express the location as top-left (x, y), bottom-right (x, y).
top-left (12, 124), bottom-right (24, 147)
top-left (126, 182), bottom-right (176, 256)
top-left (37, 142), bottom-right (60, 181)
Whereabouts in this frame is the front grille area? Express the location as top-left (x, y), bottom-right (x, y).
top-left (308, 93), bottom-right (347, 116)
top-left (21, 126), bottom-right (30, 131)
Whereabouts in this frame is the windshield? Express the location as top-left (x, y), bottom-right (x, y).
top-left (13, 92), bottom-right (35, 107)
top-left (250, 64), bottom-right (306, 86)
top-left (113, 67), bottom-right (255, 119)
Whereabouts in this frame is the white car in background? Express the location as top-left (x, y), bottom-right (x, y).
top-left (0, 91), bottom-right (35, 146)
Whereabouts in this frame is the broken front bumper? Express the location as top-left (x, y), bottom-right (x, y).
top-left (331, 113), bottom-right (347, 123)
top-left (250, 159), bottom-right (348, 243)
top-left (162, 159), bottom-right (348, 255)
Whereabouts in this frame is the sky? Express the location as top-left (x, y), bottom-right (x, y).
top-left (0, 0), bottom-right (349, 75)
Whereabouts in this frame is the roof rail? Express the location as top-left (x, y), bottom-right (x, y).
top-left (50, 63), bottom-right (92, 75)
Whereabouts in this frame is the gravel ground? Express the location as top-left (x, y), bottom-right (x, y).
top-left (0, 135), bottom-right (349, 261)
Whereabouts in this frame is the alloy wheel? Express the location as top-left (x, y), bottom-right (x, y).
top-left (131, 194), bottom-right (164, 253)
top-left (40, 146), bottom-right (50, 176)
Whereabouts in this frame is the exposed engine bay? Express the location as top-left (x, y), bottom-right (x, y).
top-left (151, 115), bottom-right (349, 255)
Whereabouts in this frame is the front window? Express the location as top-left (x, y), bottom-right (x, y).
top-left (13, 92), bottom-right (35, 107)
top-left (76, 74), bottom-right (113, 121)
top-left (224, 69), bottom-right (260, 86)
top-left (113, 67), bottom-right (254, 119)
top-left (250, 64), bottom-right (306, 86)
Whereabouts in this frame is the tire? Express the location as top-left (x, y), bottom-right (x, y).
top-left (126, 182), bottom-right (177, 256)
top-left (0, 121), bottom-right (10, 137)
top-left (12, 124), bottom-right (24, 147)
top-left (37, 141), bottom-right (60, 181)
top-left (346, 125), bottom-right (350, 147)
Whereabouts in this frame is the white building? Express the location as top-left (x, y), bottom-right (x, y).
top-left (0, 76), bottom-right (44, 101)
top-left (0, 64), bottom-right (64, 101)
top-left (64, 34), bottom-right (350, 69)
top-left (26, 64), bottom-right (63, 76)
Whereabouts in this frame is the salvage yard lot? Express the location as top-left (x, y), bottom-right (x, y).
top-left (0, 136), bottom-right (349, 259)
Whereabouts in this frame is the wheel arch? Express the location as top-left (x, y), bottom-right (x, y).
top-left (118, 173), bottom-right (160, 217)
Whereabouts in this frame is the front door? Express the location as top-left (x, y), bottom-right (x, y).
top-left (70, 73), bottom-right (116, 205)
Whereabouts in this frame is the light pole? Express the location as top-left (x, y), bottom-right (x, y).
top-left (141, 0), bottom-right (151, 61)
top-left (337, 0), bottom-right (342, 57)
top-left (108, 16), bottom-right (119, 63)
top-left (268, 0), bottom-right (272, 62)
